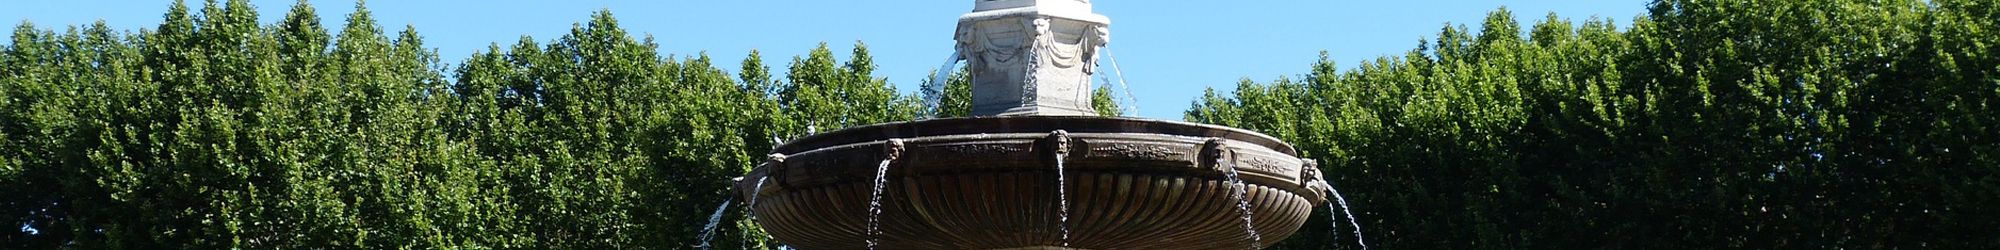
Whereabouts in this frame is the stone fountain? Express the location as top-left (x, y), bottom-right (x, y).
top-left (733, 1), bottom-right (1331, 249)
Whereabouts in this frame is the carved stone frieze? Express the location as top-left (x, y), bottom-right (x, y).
top-left (937, 143), bottom-right (1030, 155)
top-left (735, 116), bottom-right (1319, 249)
top-left (728, 1), bottom-right (1329, 248)
top-left (1241, 157), bottom-right (1288, 174)
top-left (957, 0), bottom-right (1109, 116)
top-left (1087, 143), bottom-right (1188, 162)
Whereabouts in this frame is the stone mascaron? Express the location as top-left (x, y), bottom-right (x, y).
top-left (956, 0), bottom-right (1110, 116)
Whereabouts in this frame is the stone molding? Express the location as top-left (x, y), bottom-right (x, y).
top-left (956, 0), bottom-right (1110, 116)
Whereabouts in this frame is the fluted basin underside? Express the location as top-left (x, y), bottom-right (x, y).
top-left (736, 116), bottom-right (1330, 249)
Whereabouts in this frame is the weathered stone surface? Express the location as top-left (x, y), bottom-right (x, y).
top-left (727, 2), bottom-right (1331, 249)
top-left (735, 116), bottom-right (1329, 249)
top-left (956, 0), bottom-right (1109, 116)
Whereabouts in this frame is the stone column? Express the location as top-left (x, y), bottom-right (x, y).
top-left (956, 0), bottom-right (1110, 116)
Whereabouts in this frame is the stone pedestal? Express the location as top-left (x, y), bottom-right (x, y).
top-left (956, 0), bottom-right (1110, 116)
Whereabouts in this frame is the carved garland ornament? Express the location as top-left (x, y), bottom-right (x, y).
top-left (955, 12), bottom-right (1109, 113)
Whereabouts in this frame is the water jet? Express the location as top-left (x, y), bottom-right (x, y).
top-left (733, 1), bottom-right (1336, 248)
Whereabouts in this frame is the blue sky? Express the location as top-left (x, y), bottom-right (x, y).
top-left (4, 0), bottom-right (1647, 119)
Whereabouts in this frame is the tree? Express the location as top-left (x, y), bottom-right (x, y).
top-left (4, 0), bottom-right (1995, 249)
top-left (1092, 85), bottom-right (1122, 116)
top-left (1190, 1), bottom-right (1999, 248)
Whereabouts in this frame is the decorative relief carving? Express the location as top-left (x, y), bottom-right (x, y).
top-left (1299, 159), bottom-right (1322, 188)
top-left (956, 0), bottom-right (1108, 116)
top-left (938, 143), bottom-right (1028, 155)
top-left (1202, 138), bottom-right (1231, 172)
top-left (1303, 161), bottom-right (1329, 202)
top-left (1239, 156), bottom-right (1298, 177)
top-left (1049, 130), bottom-right (1072, 155)
top-left (726, 1), bottom-right (1330, 246)
top-left (1089, 143), bottom-right (1186, 161)
top-left (1021, 17), bottom-right (1046, 105)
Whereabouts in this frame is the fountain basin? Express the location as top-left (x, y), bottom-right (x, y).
top-left (735, 116), bottom-right (1330, 249)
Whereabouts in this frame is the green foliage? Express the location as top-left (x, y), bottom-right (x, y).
top-left (927, 69), bottom-right (1122, 118)
top-left (1091, 85), bottom-right (1122, 116)
top-left (0, 1), bottom-right (912, 248)
top-left (1189, 2), bottom-right (2000, 249)
top-left (927, 68), bottom-right (973, 118)
top-left (778, 42), bottom-right (918, 133)
top-left (7, 0), bottom-right (1995, 249)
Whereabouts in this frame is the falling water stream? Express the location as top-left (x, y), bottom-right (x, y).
top-left (1219, 158), bottom-right (1264, 249)
top-left (924, 52), bottom-right (963, 119)
top-left (1323, 181), bottom-right (1368, 250)
top-left (695, 197), bottom-right (733, 250)
top-left (1053, 143), bottom-right (1074, 247)
top-left (864, 156), bottom-right (897, 249)
top-left (744, 176), bottom-right (768, 249)
top-left (1102, 47), bottom-right (1139, 115)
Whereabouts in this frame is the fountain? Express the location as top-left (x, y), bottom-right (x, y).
top-left (733, 0), bottom-right (1333, 249)
top-left (696, 197), bottom-right (733, 250)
